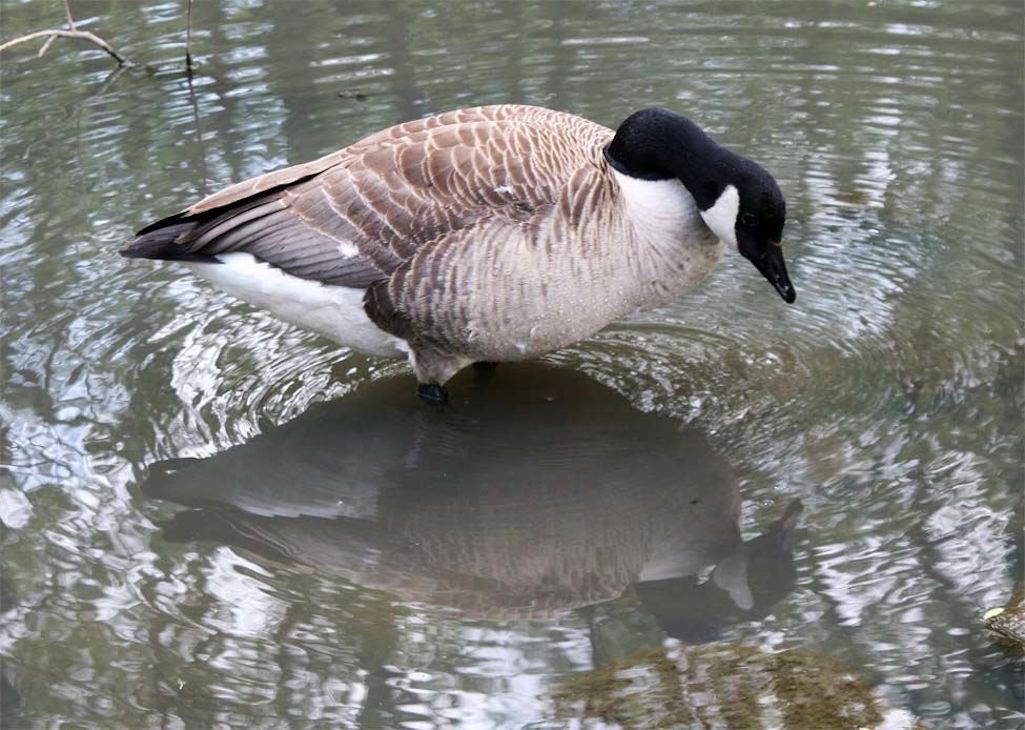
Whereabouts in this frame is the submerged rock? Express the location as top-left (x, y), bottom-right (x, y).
top-left (983, 587), bottom-right (1025, 655)
top-left (553, 643), bottom-right (916, 729)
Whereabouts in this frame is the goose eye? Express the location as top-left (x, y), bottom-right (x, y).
top-left (741, 212), bottom-right (757, 227)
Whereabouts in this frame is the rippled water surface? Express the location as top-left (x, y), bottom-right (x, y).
top-left (2, 0), bottom-right (1023, 727)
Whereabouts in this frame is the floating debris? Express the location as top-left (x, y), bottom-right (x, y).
top-left (337, 88), bottom-right (367, 101)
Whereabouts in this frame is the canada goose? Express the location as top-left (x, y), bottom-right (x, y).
top-left (143, 364), bottom-right (802, 629)
top-left (122, 105), bottom-right (794, 402)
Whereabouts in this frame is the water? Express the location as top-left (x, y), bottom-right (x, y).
top-left (1, 0), bottom-right (1022, 726)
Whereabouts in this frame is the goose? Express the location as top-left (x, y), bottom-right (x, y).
top-left (122, 105), bottom-right (795, 402)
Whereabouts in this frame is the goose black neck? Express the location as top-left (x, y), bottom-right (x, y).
top-left (604, 108), bottom-right (733, 211)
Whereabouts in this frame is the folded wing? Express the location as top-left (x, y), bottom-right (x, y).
top-left (121, 105), bottom-right (613, 290)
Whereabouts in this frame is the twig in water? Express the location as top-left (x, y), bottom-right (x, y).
top-left (185, 0), bottom-right (195, 73)
top-left (0, 29), bottom-right (130, 66)
top-left (37, 34), bottom-right (57, 57)
top-left (1, 0), bottom-right (130, 67)
top-left (62, 0), bottom-right (76, 30)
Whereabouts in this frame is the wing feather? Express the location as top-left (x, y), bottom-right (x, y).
top-left (122, 105), bottom-right (613, 290)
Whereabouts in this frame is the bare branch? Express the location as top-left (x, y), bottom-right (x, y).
top-left (0, 29), bottom-right (129, 66)
top-left (62, 0), bottom-right (76, 30)
top-left (37, 35), bottom-right (57, 57)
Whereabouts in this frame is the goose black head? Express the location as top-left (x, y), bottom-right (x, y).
top-left (605, 108), bottom-right (796, 303)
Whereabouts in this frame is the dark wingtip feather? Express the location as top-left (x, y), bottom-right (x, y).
top-left (119, 238), bottom-right (221, 263)
top-left (120, 218), bottom-right (220, 263)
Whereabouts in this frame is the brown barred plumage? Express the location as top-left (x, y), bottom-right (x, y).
top-left (123, 105), bottom-right (729, 388)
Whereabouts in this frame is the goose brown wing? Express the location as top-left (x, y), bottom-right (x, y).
top-left (121, 105), bottom-right (612, 288)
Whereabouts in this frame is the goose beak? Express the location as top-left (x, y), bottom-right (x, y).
top-left (748, 243), bottom-right (796, 303)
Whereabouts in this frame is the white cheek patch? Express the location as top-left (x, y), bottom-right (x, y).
top-left (699, 184), bottom-right (739, 248)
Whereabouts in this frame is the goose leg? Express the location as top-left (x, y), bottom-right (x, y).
top-left (409, 348), bottom-right (470, 404)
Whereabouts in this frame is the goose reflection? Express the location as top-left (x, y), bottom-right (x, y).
top-left (142, 364), bottom-right (801, 640)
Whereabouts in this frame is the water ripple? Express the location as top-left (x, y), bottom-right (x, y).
top-left (1, 0), bottom-right (1021, 726)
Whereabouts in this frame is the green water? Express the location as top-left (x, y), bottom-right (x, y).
top-left (1, 0), bottom-right (1022, 726)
